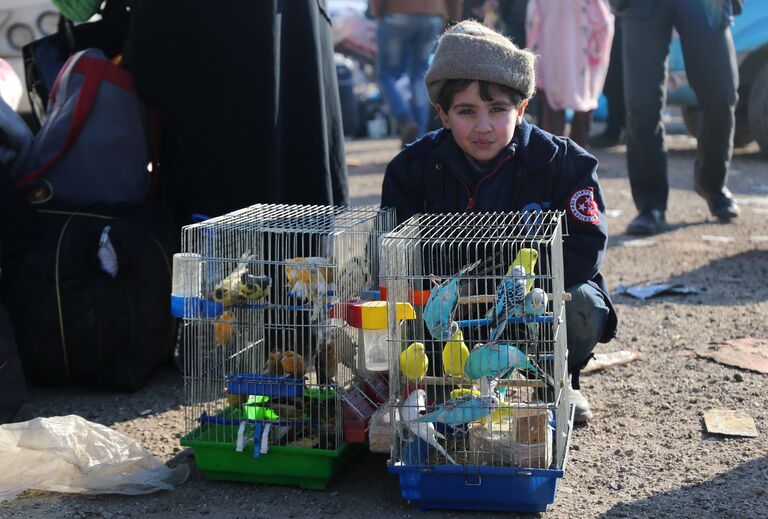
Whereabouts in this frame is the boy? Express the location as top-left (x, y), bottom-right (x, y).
top-left (381, 21), bottom-right (617, 422)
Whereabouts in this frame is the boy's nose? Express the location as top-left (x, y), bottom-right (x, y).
top-left (476, 113), bottom-right (493, 131)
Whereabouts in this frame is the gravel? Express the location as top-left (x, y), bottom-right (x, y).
top-left (2, 134), bottom-right (767, 518)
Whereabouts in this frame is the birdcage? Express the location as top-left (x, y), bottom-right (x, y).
top-left (172, 204), bottom-right (394, 489)
top-left (380, 211), bottom-right (574, 513)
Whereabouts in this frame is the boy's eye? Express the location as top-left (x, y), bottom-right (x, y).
top-left (491, 106), bottom-right (509, 113)
top-left (457, 109), bottom-right (474, 115)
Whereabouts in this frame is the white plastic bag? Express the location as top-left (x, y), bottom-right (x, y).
top-left (0, 415), bottom-right (188, 502)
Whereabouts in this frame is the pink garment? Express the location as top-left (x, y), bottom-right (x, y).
top-left (526, 0), bottom-right (614, 112)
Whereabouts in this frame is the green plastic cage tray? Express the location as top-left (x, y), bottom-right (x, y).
top-left (181, 423), bottom-right (362, 490)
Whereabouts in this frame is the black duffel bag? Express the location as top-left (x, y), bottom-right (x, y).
top-left (0, 203), bottom-right (178, 391)
top-left (0, 300), bottom-right (26, 423)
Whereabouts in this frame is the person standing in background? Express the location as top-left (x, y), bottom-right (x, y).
top-left (526, 0), bottom-right (614, 147)
top-left (614, 0), bottom-right (741, 235)
top-left (371, 0), bottom-right (463, 147)
top-left (125, 0), bottom-right (349, 224)
top-left (462, 0), bottom-right (501, 29)
top-left (591, 16), bottom-right (625, 148)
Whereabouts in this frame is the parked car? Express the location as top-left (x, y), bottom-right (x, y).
top-left (667, 3), bottom-right (768, 153)
top-left (0, 0), bottom-right (58, 114)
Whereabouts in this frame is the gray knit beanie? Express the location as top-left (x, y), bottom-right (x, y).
top-left (425, 20), bottom-right (536, 106)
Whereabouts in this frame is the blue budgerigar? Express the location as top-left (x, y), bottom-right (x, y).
top-left (423, 258), bottom-right (483, 341)
top-left (486, 265), bottom-right (527, 341)
top-left (411, 394), bottom-right (499, 426)
top-left (523, 287), bottom-right (549, 338)
top-left (463, 342), bottom-right (539, 380)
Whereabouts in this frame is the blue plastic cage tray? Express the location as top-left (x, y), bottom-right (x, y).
top-left (389, 404), bottom-right (575, 513)
top-left (226, 374), bottom-right (304, 399)
top-left (388, 463), bottom-right (564, 513)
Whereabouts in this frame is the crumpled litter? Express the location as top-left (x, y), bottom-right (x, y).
top-left (615, 283), bottom-right (699, 300)
top-left (582, 350), bottom-right (641, 374)
top-left (0, 415), bottom-right (188, 502)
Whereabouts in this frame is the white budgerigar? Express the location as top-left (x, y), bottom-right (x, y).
top-left (400, 389), bottom-right (456, 464)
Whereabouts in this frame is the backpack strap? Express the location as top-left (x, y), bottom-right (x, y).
top-left (15, 54), bottom-right (109, 191)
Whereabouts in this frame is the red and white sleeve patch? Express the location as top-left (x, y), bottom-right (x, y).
top-left (567, 187), bottom-right (600, 225)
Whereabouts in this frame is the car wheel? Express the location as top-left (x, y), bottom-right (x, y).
top-left (682, 104), bottom-right (754, 148)
top-left (748, 62), bottom-right (768, 154)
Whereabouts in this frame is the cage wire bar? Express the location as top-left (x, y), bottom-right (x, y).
top-left (380, 210), bottom-right (572, 511)
top-left (174, 204), bottom-right (394, 483)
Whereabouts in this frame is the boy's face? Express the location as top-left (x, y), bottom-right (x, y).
top-left (436, 82), bottom-right (526, 167)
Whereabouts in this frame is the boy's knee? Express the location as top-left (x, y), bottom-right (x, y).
top-left (565, 283), bottom-right (610, 369)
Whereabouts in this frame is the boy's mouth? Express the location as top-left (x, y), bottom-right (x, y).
top-left (473, 139), bottom-right (494, 148)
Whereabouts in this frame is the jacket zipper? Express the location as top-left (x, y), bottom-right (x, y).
top-left (455, 154), bottom-right (512, 211)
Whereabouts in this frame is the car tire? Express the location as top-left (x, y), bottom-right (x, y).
top-left (748, 62), bottom-right (768, 154)
top-left (682, 104), bottom-right (754, 148)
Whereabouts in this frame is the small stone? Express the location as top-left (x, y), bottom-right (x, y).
top-left (733, 373), bottom-right (744, 382)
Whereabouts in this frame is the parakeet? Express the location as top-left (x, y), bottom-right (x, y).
top-left (486, 265), bottom-right (527, 341)
top-left (262, 351), bottom-right (285, 375)
top-left (212, 253), bottom-right (271, 307)
top-left (335, 256), bottom-right (370, 298)
top-left (423, 259), bottom-right (483, 341)
top-left (214, 310), bottom-right (237, 346)
top-left (400, 389), bottom-right (456, 464)
top-left (449, 388), bottom-right (481, 399)
top-left (523, 287), bottom-right (548, 338)
top-left (411, 394), bottom-right (498, 426)
top-left (513, 248), bottom-right (539, 293)
top-left (285, 256), bottom-right (334, 321)
top-left (225, 388), bottom-right (247, 408)
top-left (399, 342), bottom-right (429, 381)
top-left (463, 342), bottom-right (539, 380)
top-left (280, 350), bottom-right (305, 377)
top-left (441, 323), bottom-right (470, 378)
top-left (314, 337), bottom-right (337, 384)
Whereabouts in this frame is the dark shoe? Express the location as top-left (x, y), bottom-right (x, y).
top-left (695, 186), bottom-right (740, 221)
top-left (590, 128), bottom-right (624, 148)
top-left (626, 209), bottom-right (666, 235)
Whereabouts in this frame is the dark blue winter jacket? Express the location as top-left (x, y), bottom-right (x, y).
top-left (381, 118), bottom-right (617, 343)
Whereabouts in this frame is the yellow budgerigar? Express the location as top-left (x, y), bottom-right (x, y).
top-left (399, 342), bottom-right (429, 381)
top-left (441, 323), bottom-right (470, 377)
top-left (512, 247), bottom-right (539, 293)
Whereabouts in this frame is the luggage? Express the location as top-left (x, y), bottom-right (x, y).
top-left (14, 48), bottom-right (154, 207)
top-left (0, 297), bottom-right (26, 423)
top-left (0, 203), bottom-right (178, 391)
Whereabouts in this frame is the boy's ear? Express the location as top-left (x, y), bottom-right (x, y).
top-left (435, 104), bottom-right (451, 129)
top-left (516, 100), bottom-right (528, 125)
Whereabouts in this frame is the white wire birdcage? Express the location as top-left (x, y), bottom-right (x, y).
top-left (172, 204), bottom-right (394, 487)
top-left (380, 210), bottom-right (572, 511)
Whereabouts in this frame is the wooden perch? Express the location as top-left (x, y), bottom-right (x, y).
top-left (457, 292), bottom-right (572, 305)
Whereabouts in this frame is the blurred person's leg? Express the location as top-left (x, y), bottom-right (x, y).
top-left (591, 17), bottom-right (624, 148)
top-left (675, 0), bottom-right (739, 221)
top-left (376, 14), bottom-right (413, 138)
top-left (622, 6), bottom-right (673, 234)
top-left (570, 110), bottom-right (593, 148)
top-left (405, 14), bottom-right (442, 138)
top-left (499, 0), bottom-right (528, 47)
top-left (538, 90), bottom-right (566, 137)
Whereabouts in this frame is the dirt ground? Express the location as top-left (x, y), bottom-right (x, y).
top-left (2, 127), bottom-right (767, 519)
